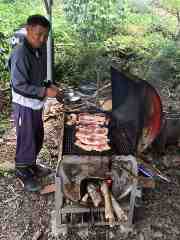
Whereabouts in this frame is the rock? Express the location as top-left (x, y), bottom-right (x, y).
top-left (162, 155), bottom-right (171, 168)
top-left (153, 231), bottom-right (163, 239)
top-left (142, 226), bottom-right (152, 240)
top-left (152, 222), bottom-right (163, 229)
top-left (32, 229), bottom-right (43, 240)
top-left (139, 232), bottom-right (145, 240)
top-left (0, 161), bottom-right (15, 171)
top-left (171, 155), bottom-right (180, 166)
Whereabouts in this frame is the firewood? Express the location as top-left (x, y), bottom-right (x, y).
top-left (87, 183), bottom-right (102, 207)
top-left (101, 182), bottom-right (115, 225)
top-left (110, 193), bottom-right (128, 221)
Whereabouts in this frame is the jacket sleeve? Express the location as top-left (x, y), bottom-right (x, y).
top-left (10, 53), bottom-right (46, 100)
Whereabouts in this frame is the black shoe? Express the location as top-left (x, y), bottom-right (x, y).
top-left (31, 164), bottom-right (52, 178)
top-left (15, 167), bottom-right (41, 192)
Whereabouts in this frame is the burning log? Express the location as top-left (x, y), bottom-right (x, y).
top-left (87, 183), bottom-right (102, 207)
top-left (81, 193), bottom-right (89, 203)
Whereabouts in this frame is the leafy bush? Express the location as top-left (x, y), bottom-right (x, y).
top-left (0, 1), bottom-right (43, 35)
top-left (0, 32), bottom-right (10, 88)
top-left (146, 41), bottom-right (180, 85)
top-left (54, 42), bottom-right (110, 87)
top-left (1, 0), bottom-right (180, 91)
top-left (61, 0), bottom-right (122, 42)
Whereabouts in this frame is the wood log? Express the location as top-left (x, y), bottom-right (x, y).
top-left (101, 182), bottom-right (115, 225)
top-left (87, 183), bottom-right (102, 207)
top-left (111, 193), bottom-right (128, 221)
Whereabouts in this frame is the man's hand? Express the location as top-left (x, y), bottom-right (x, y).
top-left (46, 87), bottom-right (58, 97)
top-left (45, 85), bottom-right (63, 99)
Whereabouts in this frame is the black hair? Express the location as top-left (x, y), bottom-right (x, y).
top-left (26, 15), bottom-right (50, 30)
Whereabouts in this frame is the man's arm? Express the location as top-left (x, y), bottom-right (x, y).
top-left (10, 54), bottom-right (46, 100)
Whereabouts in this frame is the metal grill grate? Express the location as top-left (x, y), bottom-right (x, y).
top-left (63, 121), bottom-right (135, 156)
top-left (63, 112), bottom-right (112, 156)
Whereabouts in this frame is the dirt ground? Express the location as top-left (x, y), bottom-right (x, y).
top-left (1, 89), bottom-right (180, 240)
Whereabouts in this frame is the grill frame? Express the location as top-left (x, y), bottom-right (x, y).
top-left (54, 111), bottom-right (140, 237)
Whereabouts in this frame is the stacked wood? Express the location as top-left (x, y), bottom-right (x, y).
top-left (81, 180), bottom-right (128, 225)
top-left (0, 89), bottom-right (8, 112)
top-left (43, 98), bottom-right (64, 121)
top-left (43, 98), bottom-right (64, 158)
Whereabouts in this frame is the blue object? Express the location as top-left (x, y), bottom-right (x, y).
top-left (138, 164), bottom-right (153, 178)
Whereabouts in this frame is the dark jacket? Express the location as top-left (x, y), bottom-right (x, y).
top-left (8, 38), bottom-right (47, 100)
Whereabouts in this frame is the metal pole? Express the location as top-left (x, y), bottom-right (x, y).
top-left (46, 0), bottom-right (53, 82)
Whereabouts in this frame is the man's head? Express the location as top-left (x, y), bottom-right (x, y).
top-left (26, 15), bottom-right (50, 48)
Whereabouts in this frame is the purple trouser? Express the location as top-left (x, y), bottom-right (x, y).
top-left (12, 103), bottom-right (44, 166)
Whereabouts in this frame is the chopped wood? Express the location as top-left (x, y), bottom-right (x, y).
top-left (101, 182), bottom-right (115, 225)
top-left (99, 99), bottom-right (112, 111)
top-left (111, 193), bottom-right (128, 221)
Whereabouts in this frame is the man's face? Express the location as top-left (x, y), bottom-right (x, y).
top-left (26, 25), bottom-right (49, 48)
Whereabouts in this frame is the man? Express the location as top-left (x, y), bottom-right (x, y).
top-left (9, 15), bottom-right (61, 192)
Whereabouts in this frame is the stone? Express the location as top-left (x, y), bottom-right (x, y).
top-left (0, 161), bottom-right (15, 171)
top-left (153, 231), bottom-right (163, 238)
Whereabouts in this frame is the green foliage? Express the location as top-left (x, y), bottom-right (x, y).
top-left (1, 0), bottom-right (180, 91)
top-left (0, 32), bottom-right (10, 88)
top-left (105, 30), bottom-right (169, 59)
top-left (61, 0), bottom-right (122, 42)
top-left (57, 0), bottom-right (180, 84)
top-left (128, 0), bottom-right (153, 13)
top-left (147, 41), bottom-right (180, 84)
top-left (0, 168), bottom-right (14, 177)
top-left (54, 42), bottom-right (109, 86)
top-left (146, 45), bottom-right (177, 82)
top-left (160, 0), bottom-right (180, 13)
top-left (52, 1), bottom-right (79, 43)
top-left (0, 0), bottom-right (45, 90)
top-left (0, 0), bottom-right (43, 35)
